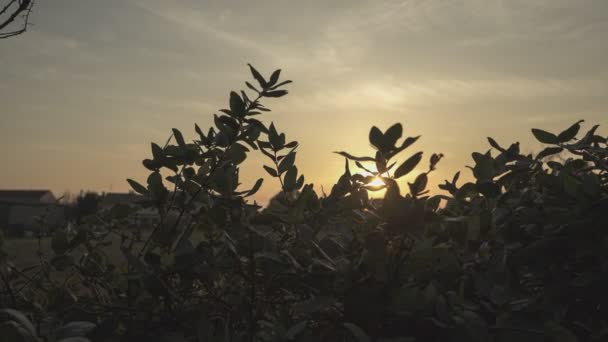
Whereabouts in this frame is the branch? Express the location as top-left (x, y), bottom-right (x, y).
top-left (0, 0), bottom-right (35, 39)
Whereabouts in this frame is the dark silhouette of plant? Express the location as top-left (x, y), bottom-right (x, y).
top-left (0, 66), bottom-right (606, 342)
top-left (73, 191), bottom-right (100, 224)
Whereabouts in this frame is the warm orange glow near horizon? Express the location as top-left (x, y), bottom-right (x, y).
top-left (0, 1), bottom-right (607, 205)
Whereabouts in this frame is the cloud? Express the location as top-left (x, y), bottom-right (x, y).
top-left (126, 0), bottom-right (274, 59)
top-left (0, 0), bottom-right (607, 198)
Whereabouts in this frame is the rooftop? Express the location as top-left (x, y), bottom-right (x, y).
top-left (99, 192), bottom-right (145, 207)
top-left (0, 190), bottom-right (55, 204)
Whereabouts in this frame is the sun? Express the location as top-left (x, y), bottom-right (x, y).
top-left (367, 176), bottom-right (385, 188)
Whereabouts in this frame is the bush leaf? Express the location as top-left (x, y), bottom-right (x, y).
top-left (394, 152), bottom-right (423, 179)
top-left (343, 322), bottom-right (371, 342)
top-left (557, 120), bottom-right (584, 142)
top-left (531, 128), bottom-right (558, 144)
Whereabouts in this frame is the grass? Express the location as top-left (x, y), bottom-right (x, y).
top-left (3, 229), bottom-right (207, 270)
top-left (3, 235), bottom-right (126, 269)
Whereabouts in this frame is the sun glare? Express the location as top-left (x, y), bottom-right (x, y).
top-left (368, 176), bottom-right (385, 188)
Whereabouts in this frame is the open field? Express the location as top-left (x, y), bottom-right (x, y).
top-left (3, 229), bottom-right (208, 270)
top-left (3, 235), bottom-right (127, 269)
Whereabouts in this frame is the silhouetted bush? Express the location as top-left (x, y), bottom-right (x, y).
top-left (1, 66), bottom-right (607, 342)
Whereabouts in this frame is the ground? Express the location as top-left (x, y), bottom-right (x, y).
top-left (3, 235), bottom-right (126, 269)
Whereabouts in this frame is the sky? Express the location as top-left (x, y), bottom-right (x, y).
top-left (1, 0), bottom-right (607, 204)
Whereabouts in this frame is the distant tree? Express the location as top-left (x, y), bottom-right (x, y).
top-left (0, 0), bottom-right (36, 39)
top-left (57, 191), bottom-right (73, 205)
top-left (264, 190), bottom-right (300, 213)
top-left (73, 191), bottom-right (100, 223)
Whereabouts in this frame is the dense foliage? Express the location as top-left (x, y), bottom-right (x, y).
top-left (1, 66), bottom-right (607, 342)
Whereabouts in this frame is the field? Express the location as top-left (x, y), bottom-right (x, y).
top-left (3, 235), bottom-right (126, 269)
top-left (3, 229), bottom-right (207, 270)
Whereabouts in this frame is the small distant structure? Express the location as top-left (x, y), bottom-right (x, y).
top-left (99, 192), bottom-right (144, 211)
top-left (99, 192), bottom-right (160, 228)
top-left (0, 190), bottom-right (66, 237)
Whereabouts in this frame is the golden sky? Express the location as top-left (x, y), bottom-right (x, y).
top-left (1, 0), bottom-right (607, 204)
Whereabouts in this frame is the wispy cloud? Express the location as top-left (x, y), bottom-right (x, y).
top-left (126, 0), bottom-right (274, 59)
top-left (0, 0), bottom-right (606, 198)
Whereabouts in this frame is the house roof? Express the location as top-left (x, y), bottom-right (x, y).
top-left (100, 192), bottom-right (144, 207)
top-left (0, 190), bottom-right (54, 204)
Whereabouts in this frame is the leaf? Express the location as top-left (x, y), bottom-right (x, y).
top-left (471, 152), bottom-right (485, 164)
top-left (333, 151), bottom-right (375, 162)
top-left (531, 128), bottom-right (558, 144)
top-left (456, 182), bottom-right (477, 199)
top-left (426, 195), bottom-right (443, 211)
top-left (0, 321), bottom-right (36, 342)
top-left (430, 153), bottom-right (443, 170)
top-left (384, 123), bottom-right (403, 148)
top-left (241, 90), bottom-right (250, 104)
top-left (284, 141), bottom-right (298, 149)
top-left (245, 126), bottom-right (262, 143)
top-left (215, 114), bottom-right (239, 132)
top-left (56, 321), bottom-right (96, 339)
top-left (259, 146), bottom-right (276, 161)
top-left (284, 166), bottom-right (298, 191)
top-left (263, 90), bottom-right (288, 97)
top-left (284, 321), bottom-right (308, 340)
top-left (229, 91), bottom-right (245, 116)
top-left (172, 128), bottom-right (186, 147)
top-left (151, 143), bottom-right (165, 160)
top-left (245, 81), bottom-right (259, 93)
top-left (375, 151), bottom-right (387, 173)
top-left (268, 122), bottom-right (283, 150)
top-left (147, 171), bottom-right (167, 197)
top-left (544, 321), bottom-right (579, 342)
top-left (226, 143), bottom-right (248, 165)
top-left (245, 178), bottom-right (264, 197)
top-left (536, 147), bottom-right (563, 160)
top-left (263, 165), bottom-right (278, 177)
top-left (369, 126), bottom-right (385, 150)
top-left (355, 160), bottom-right (374, 173)
top-left (386, 135), bottom-right (421, 159)
top-left (0, 309), bottom-right (37, 337)
top-left (452, 171), bottom-right (460, 184)
top-left (269, 69), bottom-right (281, 86)
top-left (569, 124), bottom-right (599, 148)
top-left (394, 152), bottom-right (423, 179)
top-left (247, 63), bottom-right (267, 89)
top-left (343, 322), bottom-right (371, 342)
top-left (127, 179), bottom-right (148, 195)
top-left (409, 172), bottom-right (428, 195)
top-left (487, 137), bottom-right (506, 152)
top-left (557, 120), bottom-right (584, 142)
top-left (295, 174), bottom-right (305, 190)
top-left (400, 136), bottom-right (420, 150)
top-left (278, 151), bottom-right (296, 174)
top-left (476, 180), bottom-right (501, 198)
top-left (269, 80), bottom-right (293, 90)
top-left (471, 153), bottom-right (495, 181)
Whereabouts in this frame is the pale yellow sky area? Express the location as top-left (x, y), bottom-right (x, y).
top-left (1, 0), bottom-right (607, 204)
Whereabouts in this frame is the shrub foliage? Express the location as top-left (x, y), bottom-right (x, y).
top-left (1, 66), bottom-right (607, 342)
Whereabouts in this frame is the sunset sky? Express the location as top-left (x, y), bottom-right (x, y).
top-left (1, 0), bottom-right (607, 204)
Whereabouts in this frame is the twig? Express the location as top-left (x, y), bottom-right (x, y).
top-left (0, 0), bottom-right (36, 39)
